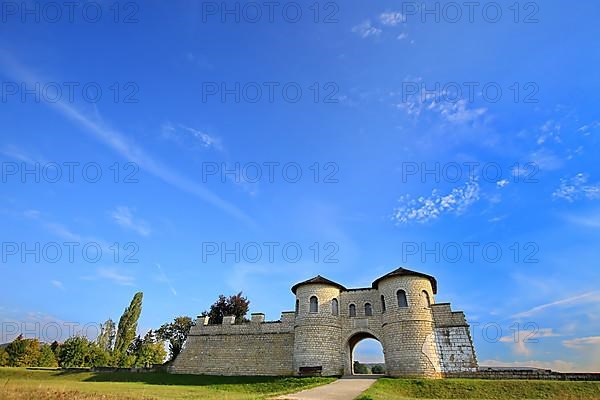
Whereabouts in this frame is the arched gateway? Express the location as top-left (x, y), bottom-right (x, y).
top-left (345, 330), bottom-right (383, 375)
top-left (170, 267), bottom-right (478, 378)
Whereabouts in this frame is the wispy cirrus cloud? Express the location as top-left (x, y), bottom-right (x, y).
top-left (82, 267), bottom-right (136, 287)
top-left (110, 206), bottom-right (151, 237)
top-left (0, 144), bottom-right (41, 164)
top-left (499, 328), bottom-right (560, 357)
top-left (0, 52), bottom-right (254, 227)
top-left (512, 291), bottom-right (600, 318)
top-left (50, 280), bottom-right (64, 290)
top-left (563, 336), bottom-right (600, 349)
top-left (155, 263), bottom-right (177, 296)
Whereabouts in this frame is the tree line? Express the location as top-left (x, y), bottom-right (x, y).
top-left (0, 292), bottom-right (249, 369)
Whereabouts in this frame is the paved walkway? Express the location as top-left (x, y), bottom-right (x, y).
top-left (275, 376), bottom-right (378, 400)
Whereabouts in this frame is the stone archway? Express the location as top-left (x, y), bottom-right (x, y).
top-left (344, 330), bottom-right (386, 376)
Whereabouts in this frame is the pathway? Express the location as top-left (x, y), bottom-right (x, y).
top-left (275, 376), bottom-right (378, 400)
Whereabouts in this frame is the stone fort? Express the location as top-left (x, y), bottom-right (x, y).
top-left (170, 267), bottom-right (478, 377)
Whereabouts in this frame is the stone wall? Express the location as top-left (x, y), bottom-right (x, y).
top-left (169, 313), bottom-right (295, 376)
top-left (447, 368), bottom-right (600, 381)
top-left (431, 303), bottom-right (477, 373)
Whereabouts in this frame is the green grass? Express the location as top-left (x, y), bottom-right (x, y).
top-left (357, 378), bottom-right (600, 400)
top-left (0, 367), bottom-right (335, 400)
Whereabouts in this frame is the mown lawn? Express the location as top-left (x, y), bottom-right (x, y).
top-left (357, 377), bottom-right (600, 400)
top-left (0, 367), bottom-right (335, 400)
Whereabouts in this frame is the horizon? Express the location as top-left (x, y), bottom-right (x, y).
top-left (1, 0), bottom-right (599, 373)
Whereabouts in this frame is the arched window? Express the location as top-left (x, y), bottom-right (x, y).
top-left (397, 289), bottom-right (408, 308)
top-left (349, 304), bottom-right (356, 317)
top-left (381, 295), bottom-right (386, 313)
top-left (295, 299), bottom-right (299, 315)
top-left (332, 298), bottom-right (339, 316)
top-left (310, 296), bottom-right (318, 313)
top-left (365, 303), bottom-right (373, 316)
top-left (421, 290), bottom-right (431, 308)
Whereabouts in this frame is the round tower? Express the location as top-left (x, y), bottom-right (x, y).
top-left (373, 268), bottom-right (441, 378)
top-left (291, 276), bottom-right (344, 376)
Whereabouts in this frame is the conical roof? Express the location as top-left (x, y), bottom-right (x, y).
top-left (371, 267), bottom-right (437, 294)
top-left (291, 275), bottom-right (346, 294)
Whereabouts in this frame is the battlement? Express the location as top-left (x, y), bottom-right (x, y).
top-left (431, 303), bottom-right (468, 327)
top-left (189, 312), bottom-right (296, 336)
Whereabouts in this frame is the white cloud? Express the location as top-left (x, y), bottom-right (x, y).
top-left (437, 100), bottom-right (487, 124)
top-left (513, 291), bottom-right (600, 318)
top-left (488, 215), bottom-right (507, 223)
top-left (499, 328), bottom-right (560, 357)
top-left (396, 89), bottom-right (487, 125)
top-left (563, 336), bottom-right (600, 349)
top-left (537, 119), bottom-right (561, 145)
top-left (91, 267), bottom-right (136, 286)
top-left (380, 11), bottom-right (405, 26)
top-left (161, 122), bottom-right (223, 151)
top-left (496, 179), bottom-right (509, 188)
top-left (578, 121), bottom-right (600, 136)
top-left (110, 206), bottom-right (151, 237)
top-left (352, 20), bottom-right (382, 38)
top-left (529, 148), bottom-right (563, 171)
top-left (397, 32), bottom-right (409, 40)
top-left (553, 173), bottom-right (600, 202)
top-left (180, 125), bottom-right (221, 149)
top-left (392, 177), bottom-right (480, 224)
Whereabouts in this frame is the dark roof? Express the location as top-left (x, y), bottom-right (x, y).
top-left (291, 275), bottom-right (347, 294)
top-left (371, 267), bottom-right (438, 294)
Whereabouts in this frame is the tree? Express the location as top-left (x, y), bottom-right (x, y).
top-left (97, 319), bottom-right (116, 352)
top-left (132, 330), bottom-right (166, 367)
top-left (50, 341), bottom-right (61, 358)
top-left (371, 364), bottom-right (385, 374)
top-left (58, 336), bottom-right (91, 368)
top-left (114, 292), bottom-right (143, 357)
top-left (201, 292), bottom-right (250, 324)
top-left (37, 344), bottom-right (58, 367)
top-left (0, 347), bottom-right (9, 366)
top-left (5, 335), bottom-right (41, 367)
top-left (353, 361), bottom-right (369, 374)
top-left (156, 316), bottom-right (193, 361)
top-left (58, 336), bottom-right (110, 368)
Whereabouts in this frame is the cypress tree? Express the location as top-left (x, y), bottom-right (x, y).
top-left (114, 292), bottom-right (143, 356)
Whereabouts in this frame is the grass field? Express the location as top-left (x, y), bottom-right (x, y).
top-left (0, 368), bottom-right (334, 400)
top-left (2, 368), bottom-right (599, 400)
top-left (357, 377), bottom-right (600, 400)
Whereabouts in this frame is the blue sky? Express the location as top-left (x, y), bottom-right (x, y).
top-left (1, 0), bottom-right (599, 371)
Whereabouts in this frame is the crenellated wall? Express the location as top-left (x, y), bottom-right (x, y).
top-left (170, 269), bottom-right (479, 378)
top-left (169, 312), bottom-right (296, 376)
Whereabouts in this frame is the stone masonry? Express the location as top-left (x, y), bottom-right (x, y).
top-left (169, 267), bottom-right (478, 377)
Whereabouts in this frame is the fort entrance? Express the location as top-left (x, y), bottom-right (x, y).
top-left (171, 267), bottom-right (478, 378)
top-left (346, 332), bottom-right (385, 376)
